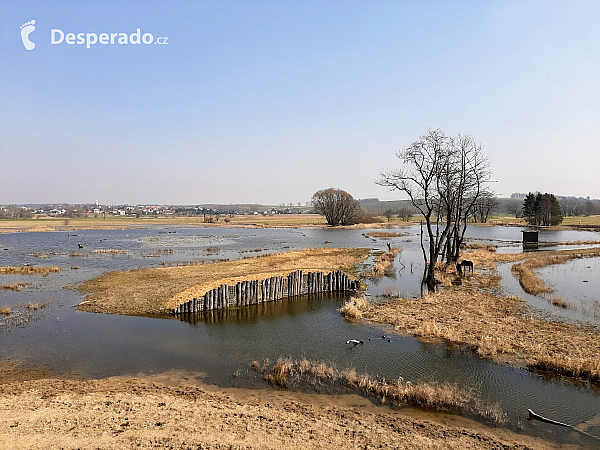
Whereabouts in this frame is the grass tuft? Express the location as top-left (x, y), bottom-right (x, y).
top-left (0, 283), bottom-right (29, 291)
top-left (0, 266), bottom-right (61, 276)
top-left (339, 295), bottom-right (369, 320)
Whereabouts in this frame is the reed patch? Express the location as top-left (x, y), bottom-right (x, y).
top-left (0, 283), bottom-right (29, 291)
top-left (364, 286), bottom-right (600, 383)
top-left (252, 358), bottom-right (505, 422)
top-left (0, 266), bottom-right (61, 276)
top-left (338, 294), bottom-right (369, 320)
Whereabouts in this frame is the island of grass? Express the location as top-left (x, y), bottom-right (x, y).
top-left (362, 247), bottom-right (600, 383)
top-left (77, 247), bottom-right (370, 316)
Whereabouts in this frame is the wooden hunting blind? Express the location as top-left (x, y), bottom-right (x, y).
top-left (522, 230), bottom-right (539, 248)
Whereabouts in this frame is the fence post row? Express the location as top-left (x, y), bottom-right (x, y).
top-left (173, 269), bottom-right (359, 314)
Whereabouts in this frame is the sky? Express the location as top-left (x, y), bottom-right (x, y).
top-left (1, 1), bottom-right (599, 205)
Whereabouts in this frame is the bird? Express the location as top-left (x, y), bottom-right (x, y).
top-left (78, 243), bottom-right (83, 249)
top-left (346, 339), bottom-right (364, 346)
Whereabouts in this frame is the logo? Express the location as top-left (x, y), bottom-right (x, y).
top-left (20, 20), bottom-right (36, 50)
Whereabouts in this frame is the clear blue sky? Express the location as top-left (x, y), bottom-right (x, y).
top-left (1, 1), bottom-right (599, 205)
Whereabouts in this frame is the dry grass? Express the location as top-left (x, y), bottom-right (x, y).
top-left (365, 286), bottom-right (600, 382)
top-left (0, 306), bottom-right (11, 315)
top-left (25, 302), bottom-right (49, 311)
top-left (461, 243), bottom-right (497, 252)
top-left (68, 251), bottom-right (89, 257)
top-left (363, 231), bottom-right (409, 238)
top-left (253, 358), bottom-right (504, 422)
top-left (539, 240), bottom-right (600, 247)
top-left (92, 249), bottom-right (129, 254)
top-left (381, 286), bottom-right (398, 298)
top-left (511, 249), bottom-right (600, 296)
top-left (550, 296), bottom-right (569, 308)
top-left (0, 266), bottom-right (61, 276)
top-left (0, 283), bottom-right (29, 291)
top-left (77, 247), bottom-right (369, 316)
top-left (338, 295), bottom-right (369, 320)
top-left (366, 247), bottom-right (401, 278)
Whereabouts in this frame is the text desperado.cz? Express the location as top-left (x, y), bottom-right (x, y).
top-left (51, 29), bottom-right (168, 48)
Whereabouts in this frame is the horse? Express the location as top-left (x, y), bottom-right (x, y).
top-left (459, 260), bottom-right (474, 273)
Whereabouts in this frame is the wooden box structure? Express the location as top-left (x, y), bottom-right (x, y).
top-left (522, 230), bottom-right (539, 248)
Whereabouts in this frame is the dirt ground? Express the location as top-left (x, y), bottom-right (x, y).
top-left (0, 362), bottom-right (557, 450)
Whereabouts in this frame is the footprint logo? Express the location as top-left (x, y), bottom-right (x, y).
top-left (20, 20), bottom-right (36, 50)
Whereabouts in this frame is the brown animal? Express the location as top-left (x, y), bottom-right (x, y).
top-left (459, 260), bottom-right (474, 273)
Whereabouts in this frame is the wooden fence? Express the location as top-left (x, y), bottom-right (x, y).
top-left (172, 270), bottom-right (359, 315)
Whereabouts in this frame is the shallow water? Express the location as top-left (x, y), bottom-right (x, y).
top-left (1, 224), bottom-right (600, 445)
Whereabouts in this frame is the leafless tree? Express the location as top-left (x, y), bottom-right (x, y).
top-left (376, 129), bottom-right (448, 285)
top-left (383, 209), bottom-right (394, 222)
top-left (506, 201), bottom-right (522, 218)
top-left (377, 130), bottom-right (491, 286)
top-left (471, 192), bottom-right (499, 223)
top-left (311, 188), bottom-right (362, 226)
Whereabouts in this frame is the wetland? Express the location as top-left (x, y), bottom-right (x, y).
top-left (1, 222), bottom-right (600, 448)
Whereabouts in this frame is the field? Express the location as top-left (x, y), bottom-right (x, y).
top-left (0, 214), bottom-right (327, 233)
top-left (2, 213), bottom-right (599, 235)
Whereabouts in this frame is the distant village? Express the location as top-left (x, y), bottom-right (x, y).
top-left (0, 201), bottom-right (313, 219)
top-left (1, 194), bottom-right (599, 220)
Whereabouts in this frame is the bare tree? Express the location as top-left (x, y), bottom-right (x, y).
top-left (506, 201), bottom-right (522, 218)
top-left (311, 188), bottom-right (362, 226)
top-left (397, 205), bottom-right (415, 222)
top-left (437, 134), bottom-right (491, 264)
top-left (376, 129), bottom-right (448, 285)
top-left (383, 209), bottom-right (394, 222)
top-left (471, 192), bottom-right (499, 223)
top-left (377, 130), bottom-right (491, 286)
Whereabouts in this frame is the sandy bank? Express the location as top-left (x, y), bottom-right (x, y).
top-left (0, 362), bottom-right (551, 449)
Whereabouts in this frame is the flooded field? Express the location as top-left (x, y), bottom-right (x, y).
top-left (1, 224), bottom-right (600, 446)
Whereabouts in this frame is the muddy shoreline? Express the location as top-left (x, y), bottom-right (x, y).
top-left (0, 362), bottom-right (556, 449)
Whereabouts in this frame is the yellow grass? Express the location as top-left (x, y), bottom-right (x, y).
top-left (0, 307), bottom-right (11, 315)
top-left (91, 249), bottom-right (129, 254)
top-left (561, 215), bottom-right (600, 226)
top-left (365, 247), bottom-right (401, 278)
top-left (0, 266), bottom-right (61, 276)
top-left (510, 249), bottom-right (600, 296)
top-left (254, 358), bottom-right (504, 421)
top-left (362, 231), bottom-right (409, 238)
top-left (0, 283), bottom-right (29, 291)
top-left (77, 247), bottom-right (369, 316)
top-left (365, 285), bottom-right (600, 382)
top-left (338, 294), bottom-right (369, 320)
top-left (0, 215), bottom-right (329, 233)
